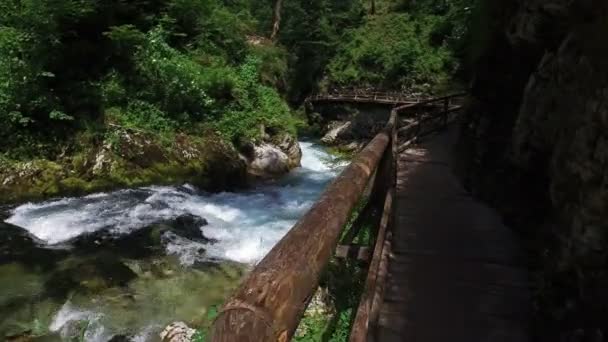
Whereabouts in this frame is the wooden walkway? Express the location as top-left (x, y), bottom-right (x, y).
top-left (209, 93), bottom-right (530, 342)
top-left (375, 126), bottom-right (531, 341)
top-left (308, 92), bottom-right (422, 105)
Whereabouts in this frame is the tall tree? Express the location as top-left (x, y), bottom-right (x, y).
top-left (270, 0), bottom-right (283, 40)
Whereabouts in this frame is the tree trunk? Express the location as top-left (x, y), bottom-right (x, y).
top-left (370, 0), bottom-right (376, 14)
top-left (270, 0), bottom-right (283, 41)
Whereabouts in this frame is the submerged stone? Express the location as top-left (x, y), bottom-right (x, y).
top-left (161, 214), bottom-right (210, 242)
top-left (65, 213), bottom-right (214, 261)
top-left (46, 253), bottom-right (137, 297)
top-left (0, 221), bottom-right (64, 268)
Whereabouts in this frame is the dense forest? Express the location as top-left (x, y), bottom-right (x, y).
top-left (0, 0), bottom-right (480, 203)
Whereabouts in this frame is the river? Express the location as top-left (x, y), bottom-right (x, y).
top-left (1, 142), bottom-right (345, 341)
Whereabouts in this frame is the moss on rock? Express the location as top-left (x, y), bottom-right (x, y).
top-left (0, 126), bottom-right (248, 204)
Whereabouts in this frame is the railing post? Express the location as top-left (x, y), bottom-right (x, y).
top-left (443, 97), bottom-right (449, 128)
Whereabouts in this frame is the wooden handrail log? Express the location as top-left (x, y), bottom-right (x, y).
top-left (210, 92), bottom-right (465, 342)
top-left (211, 116), bottom-right (396, 342)
top-left (349, 111), bottom-right (396, 341)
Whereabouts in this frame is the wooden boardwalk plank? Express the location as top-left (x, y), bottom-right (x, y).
top-left (375, 127), bottom-right (530, 342)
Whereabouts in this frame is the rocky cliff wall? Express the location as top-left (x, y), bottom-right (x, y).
top-left (459, 0), bottom-right (608, 339)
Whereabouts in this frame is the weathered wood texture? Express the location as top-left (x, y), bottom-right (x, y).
top-left (348, 95), bottom-right (464, 341)
top-left (375, 126), bottom-right (531, 342)
top-left (308, 92), bottom-right (421, 105)
top-left (350, 109), bottom-right (397, 342)
top-left (208, 92), bottom-right (523, 342)
top-left (210, 124), bottom-right (392, 341)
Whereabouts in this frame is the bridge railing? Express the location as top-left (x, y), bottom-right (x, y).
top-left (308, 90), bottom-right (428, 105)
top-left (210, 93), bottom-right (466, 342)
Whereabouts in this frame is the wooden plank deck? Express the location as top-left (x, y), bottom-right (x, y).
top-left (375, 126), bottom-right (531, 342)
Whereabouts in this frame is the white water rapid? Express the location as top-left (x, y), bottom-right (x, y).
top-left (7, 142), bottom-right (345, 265)
top-left (2, 141), bottom-right (346, 342)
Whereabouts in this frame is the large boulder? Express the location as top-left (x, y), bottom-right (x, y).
top-left (321, 121), bottom-right (353, 145)
top-left (272, 133), bottom-right (302, 169)
top-left (243, 132), bottom-right (302, 179)
top-left (248, 143), bottom-right (291, 179)
top-left (69, 214), bottom-right (215, 258)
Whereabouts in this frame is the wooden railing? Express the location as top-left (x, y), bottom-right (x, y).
top-left (307, 91), bottom-right (427, 105)
top-left (210, 93), bottom-right (466, 342)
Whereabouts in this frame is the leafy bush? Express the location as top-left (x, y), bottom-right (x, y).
top-left (325, 13), bottom-right (454, 91)
top-left (216, 55), bottom-right (296, 142)
top-left (106, 101), bottom-right (177, 134)
top-left (133, 27), bottom-right (214, 119)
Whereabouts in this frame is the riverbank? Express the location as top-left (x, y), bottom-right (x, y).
top-left (0, 124), bottom-right (305, 205)
top-left (0, 141), bottom-right (344, 341)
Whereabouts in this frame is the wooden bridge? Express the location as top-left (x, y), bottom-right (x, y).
top-left (307, 90), bottom-right (426, 105)
top-left (210, 93), bottom-right (530, 341)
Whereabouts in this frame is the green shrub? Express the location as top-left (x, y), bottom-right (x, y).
top-left (105, 102), bottom-right (177, 134)
top-left (133, 27), bottom-right (214, 119)
top-left (325, 13), bottom-right (454, 91)
top-left (215, 56), bottom-right (296, 142)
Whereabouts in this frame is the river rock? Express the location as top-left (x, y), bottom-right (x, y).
top-left (321, 121), bottom-right (352, 145)
top-left (247, 143), bottom-right (291, 179)
top-left (160, 322), bottom-right (196, 342)
top-left (69, 214), bottom-right (214, 259)
top-left (162, 214), bottom-right (209, 241)
top-left (0, 126), bottom-right (248, 205)
top-left (0, 221), bottom-right (63, 267)
top-left (46, 253), bottom-right (137, 296)
top-left (108, 335), bottom-right (133, 342)
top-left (272, 133), bottom-right (302, 169)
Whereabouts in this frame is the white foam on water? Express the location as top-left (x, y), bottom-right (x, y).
top-left (130, 324), bottom-right (163, 342)
top-left (50, 302), bottom-right (110, 342)
top-left (5, 141), bottom-right (345, 265)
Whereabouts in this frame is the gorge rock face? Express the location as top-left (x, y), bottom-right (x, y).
top-left (459, 0), bottom-right (608, 339)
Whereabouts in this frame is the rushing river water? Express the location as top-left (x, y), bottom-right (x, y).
top-left (1, 142), bottom-right (345, 341)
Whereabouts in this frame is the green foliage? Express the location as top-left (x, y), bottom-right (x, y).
top-left (325, 13), bottom-right (454, 91)
top-left (132, 27), bottom-right (214, 119)
top-left (295, 313), bottom-right (330, 342)
top-left (250, 44), bottom-right (289, 89)
top-left (105, 102), bottom-right (177, 134)
top-left (103, 24), bottom-right (146, 57)
top-left (0, 0), bottom-right (297, 159)
top-left (192, 330), bottom-right (207, 342)
top-left (276, 0), bottom-right (366, 101)
top-left (294, 259), bottom-right (366, 342)
top-left (215, 56), bottom-right (296, 142)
